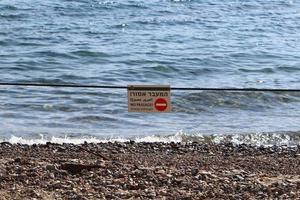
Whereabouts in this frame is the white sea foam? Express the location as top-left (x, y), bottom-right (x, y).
top-left (229, 133), bottom-right (290, 146)
top-left (1, 131), bottom-right (300, 146)
top-left (135, 133), bottom-right (183, 143)
top-left (3, 135), bottom-right (129, 145)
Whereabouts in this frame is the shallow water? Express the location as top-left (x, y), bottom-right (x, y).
top-left (0, 0), bottom-right (300, 143)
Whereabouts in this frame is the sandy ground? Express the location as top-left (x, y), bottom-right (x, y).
top-left (0, 141), bottom-right (299, 199)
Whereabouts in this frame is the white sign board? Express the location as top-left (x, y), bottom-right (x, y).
top-left (127, 85), bottom-right (171, 112)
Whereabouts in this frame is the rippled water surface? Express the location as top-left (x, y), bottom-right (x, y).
top-left (0, 0), bottom-right (300, 141)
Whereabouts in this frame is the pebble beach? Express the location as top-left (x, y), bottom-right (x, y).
top-left (0, 142), bottom-right (299, 199)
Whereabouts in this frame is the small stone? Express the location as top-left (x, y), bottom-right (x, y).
top-left (191, 168), bottom-right (199, 176)
top-left (156, 169), bottom-right (166, 174)
top-left (129, 140), bottom-right (135, 145)
top-left (57, 146), bottom-right (66, 152)
top-left (173, 178), bottom-right (184, 185)
top-left (46, 164), bottom-right (56, 171)
top-left (49, 173), bottom-right (55, 179)
top-left (234, 175), bottom-right (244, 181)
top-left (52, 181), bottom-right (62, 189)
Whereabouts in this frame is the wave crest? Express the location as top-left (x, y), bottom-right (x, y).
top-left (3, 131), bottom-right (300, 147)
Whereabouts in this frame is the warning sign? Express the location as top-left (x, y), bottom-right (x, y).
top-left (127, 85), bottom-right (171, 112)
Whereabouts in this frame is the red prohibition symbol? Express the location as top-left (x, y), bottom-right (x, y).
top-left (154, 98), bottom-right (168, 111)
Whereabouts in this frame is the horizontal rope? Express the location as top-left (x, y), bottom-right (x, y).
top-left (0, 82), bottom-right (299, 92)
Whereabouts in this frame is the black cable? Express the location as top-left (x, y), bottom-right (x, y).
top-left (0, 82), bottom-right (127, 89)
top-left (171, 87), bottom-right (300, 92)
top-left (0, 82), bottom-right (299, 92)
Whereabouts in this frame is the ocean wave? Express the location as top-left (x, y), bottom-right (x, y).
top-left (70, 50), bottom-right (111, 58)
top-left (3, 131), bottom-right (300, 146)
top-left (238, 67), bottom-right (275, 73)
top-left (277, 66), bottom-right (300, 72)
top-left (0, 5), bottom-right (18, 11)
top-left (133, 16), bottom-right (199, 26)
top-left (0, 13), bottom-right (26, 20)
top-left (33, 51), bottom-right (77, 59)
top-left (97, 1), bottom-right (149, 10)
top-left (68, 115), bottom-right (119, 123)
top-left (26, 78), bottom-right (74, 85)
top-left (173, 91), bottom-right (300, 112)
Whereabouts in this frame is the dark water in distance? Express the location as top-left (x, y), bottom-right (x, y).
top-left (0, 0), bottom-right (300, 142)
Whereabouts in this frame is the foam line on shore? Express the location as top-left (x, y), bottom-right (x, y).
top-left (1, 131), bottom-right (300, 146)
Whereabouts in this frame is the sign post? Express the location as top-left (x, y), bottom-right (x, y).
top-left (127, 85), bottom-right (171, 113)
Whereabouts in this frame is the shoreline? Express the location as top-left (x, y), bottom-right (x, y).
top-left (3, 131), bottom-right (300, 147)
top-left (0, 142), bottom-right (299, 199)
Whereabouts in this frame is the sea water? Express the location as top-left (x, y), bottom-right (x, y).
top-left (0, 0), bottom-right (300, 144)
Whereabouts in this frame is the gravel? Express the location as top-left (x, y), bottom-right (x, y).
top-left (0, 142), bottom-right (299, 199)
